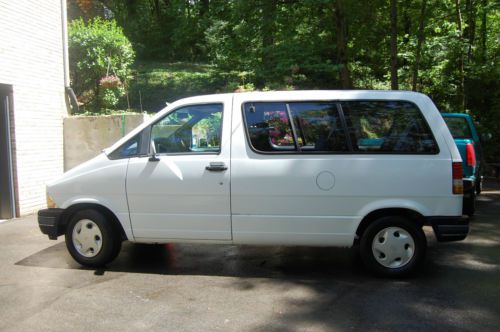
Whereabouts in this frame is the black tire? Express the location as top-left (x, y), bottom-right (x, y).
top-left (463, 192), bottom-right (476, 216)
top-left (65, 209), bottom-right (122, 267)
top-left (475, 177), bottom-right (482, 195)
top-left (360, 216), bottom-right (427, 277)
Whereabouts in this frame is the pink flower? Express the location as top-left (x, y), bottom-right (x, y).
top-left (99, 75), bottom-right (121, 89)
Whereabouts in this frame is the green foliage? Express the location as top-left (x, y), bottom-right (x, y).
top-left (69, 17), bottom-right (135, 112)
top-left (124, 62), bottom-right (257, 112)
top-left (70, 0), bottom-right (499, 163)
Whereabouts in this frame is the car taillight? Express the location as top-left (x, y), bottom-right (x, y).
top-left (452, 162), bottom-right (463, 194)
top-left (466, 143), bottom-right (476, 167)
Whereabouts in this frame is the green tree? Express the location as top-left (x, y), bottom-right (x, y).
top-left (69, 17), bottom-right (135, 112)
top-left (67, 0), bottom-right (499, 163)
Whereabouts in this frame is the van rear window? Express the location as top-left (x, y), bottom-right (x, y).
top-left (341, 101), bottom-right (438, 154)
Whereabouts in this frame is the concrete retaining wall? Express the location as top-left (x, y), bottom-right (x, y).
top-left (64, 114), bottom-right (150, 170)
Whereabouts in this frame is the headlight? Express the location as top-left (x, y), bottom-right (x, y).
top-left (46, 193), bottom-right (57, 209)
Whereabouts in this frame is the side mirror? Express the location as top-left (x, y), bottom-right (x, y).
top-left (148, 141), bottom-right (160, 162)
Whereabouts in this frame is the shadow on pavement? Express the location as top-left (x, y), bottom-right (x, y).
top-left (14, 188), bottom-right (500, 330)
top-left (16, 240), bottom-right (367, 279)
top-left (15, 190), bottom-right (499, 280)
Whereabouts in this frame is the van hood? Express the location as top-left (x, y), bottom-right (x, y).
top-left (47, 153), bottom-right (110, 190)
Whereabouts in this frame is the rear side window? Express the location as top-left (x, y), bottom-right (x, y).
top-left (443, 116), bottom-right (472, 139)
top-left (243, 102), bottom-right (348, 153)
top-left (342, 101), bottom-right (438, 154)
top-left (289, 103), bottom-right (348, 152)
top-left (244, 102), bottom-right (295, 151)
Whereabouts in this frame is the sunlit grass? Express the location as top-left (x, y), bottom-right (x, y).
top-left (125, 61), bottom-right (242, 112)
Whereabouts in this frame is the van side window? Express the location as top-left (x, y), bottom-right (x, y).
top-left (244, 102), bottom-right (295, 151)
top-left (289, 102), bottom-right (348, 152)
top-left (243, 102), bottom-right (348, 153)
top-left (342, 101), bottom-right (439, 154)
top-left (108, 134), bottom-right (142, 159)
top-left (151, 104), bottom-right (223, 154)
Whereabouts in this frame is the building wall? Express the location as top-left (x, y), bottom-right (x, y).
top-left (0, 1), bottom-right (67, 215)
top-left (64, 114), bottom-right (149, 170)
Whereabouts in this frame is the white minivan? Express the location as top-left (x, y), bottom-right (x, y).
top-left (39, 91), bottom-right (469, 277)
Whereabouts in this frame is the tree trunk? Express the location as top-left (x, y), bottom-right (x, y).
top-left (261, 0), bottom-right (277, 74)
top-left (153, 0), bottom-right (161, 20)
top-left (455, 0), bottom-right (466, 112)
top-left (402, 0), bottom-right (412, 44)
top-left (186, 0), bottom-right (191, 17)
top-left (479, 0), bottom-right (488, 61)
top-left (412, 0), bottom-right (427, 91)
top-left (334, 0), bottom-right (353, 89)
top-left (200, 0), bottom-right (209, 18)
top-left (464, 0), bottom-right (477, 62)
top-left (390, 0), bottom-right (399, 90)
top-left (402, 0), bottom-right (412, 74)
top-left (126, 0), bottom-right (138, 15)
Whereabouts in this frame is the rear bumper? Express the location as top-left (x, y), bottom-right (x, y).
top-left (463, 178), bottom-right (475, 196)
top-left (38, 208), bottom-right (64, 240)
top-left (426, 215), bottom-right (469, 242)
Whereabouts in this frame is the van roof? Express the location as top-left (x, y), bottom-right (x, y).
top-left (175, 89), bottom-right (428, 104)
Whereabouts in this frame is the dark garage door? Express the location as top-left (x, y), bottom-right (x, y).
top-left (0, 84), bottom-right (15, 219)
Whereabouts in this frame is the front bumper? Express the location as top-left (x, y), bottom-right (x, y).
top-left (427, 215), bottom-right (469, 242)
top-left (38, 208), bottom-right (64, 240)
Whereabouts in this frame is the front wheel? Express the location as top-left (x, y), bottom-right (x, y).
top-left (65, 209), bottom-right (122, 267)
top-left (360, 216), bottom-right (426, 277)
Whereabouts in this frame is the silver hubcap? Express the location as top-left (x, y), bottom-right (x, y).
top-left (72, 219), bottom-right (103, 258)
top-left (372, 227), bottom-right (415, 268)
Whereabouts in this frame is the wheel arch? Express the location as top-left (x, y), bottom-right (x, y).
top-left (60, 203), bottom-right (128, 241)
top-left (355, 208), bottom-right (426, 242)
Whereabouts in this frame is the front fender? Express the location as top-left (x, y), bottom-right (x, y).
top-left (60, 196), bottom-right (134, 241)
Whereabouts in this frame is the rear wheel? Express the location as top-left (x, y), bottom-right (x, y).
top-left (65, 209), bottom-right (122, 267)
top-left (475, 176), bottom-right (482, 195)
top-left (360, 216), bottom-right (426, 277)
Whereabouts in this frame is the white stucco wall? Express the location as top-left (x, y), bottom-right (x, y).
top-left (0, 1), bottom-right (67, 215)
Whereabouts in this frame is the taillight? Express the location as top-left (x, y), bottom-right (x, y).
top-left (466, 143), bottom-right (476, 167)
top-left (452, 162), bottom-right (463, 194)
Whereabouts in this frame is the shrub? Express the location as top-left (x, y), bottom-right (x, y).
top-left (69, 18), bottom-right (135, 112)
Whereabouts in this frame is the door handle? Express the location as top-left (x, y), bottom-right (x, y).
top-left (206, 162), bottom-right (227, 172)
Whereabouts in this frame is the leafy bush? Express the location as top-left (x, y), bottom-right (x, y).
top-left (69, 18), bottom-right (135, 112)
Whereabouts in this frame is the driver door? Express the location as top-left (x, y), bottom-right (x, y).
top-left (126, 99), bottom-right (232, 241)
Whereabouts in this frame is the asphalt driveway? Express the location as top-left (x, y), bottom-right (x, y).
top-left (1, 183), bottom-right (499, 331)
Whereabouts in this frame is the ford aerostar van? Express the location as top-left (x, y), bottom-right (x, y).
top-left (38, 91), bottom-right (469, 277)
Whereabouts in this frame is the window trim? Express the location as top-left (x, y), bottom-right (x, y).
top-left (336, 103), bottom-right (354, 151)
top-left (146, 102), bottom-right (225, 157)
top-left (241, 99), bottom-right (440, 155)
top-left (285, 103), bottom-right (302, 152)
top-left (107, 132), bottom-right (148, 160)
top-left (242, 100), bottom-right (350, 155)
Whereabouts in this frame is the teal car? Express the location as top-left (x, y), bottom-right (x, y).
top-left (442, 113), bottom-right (482, 215)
